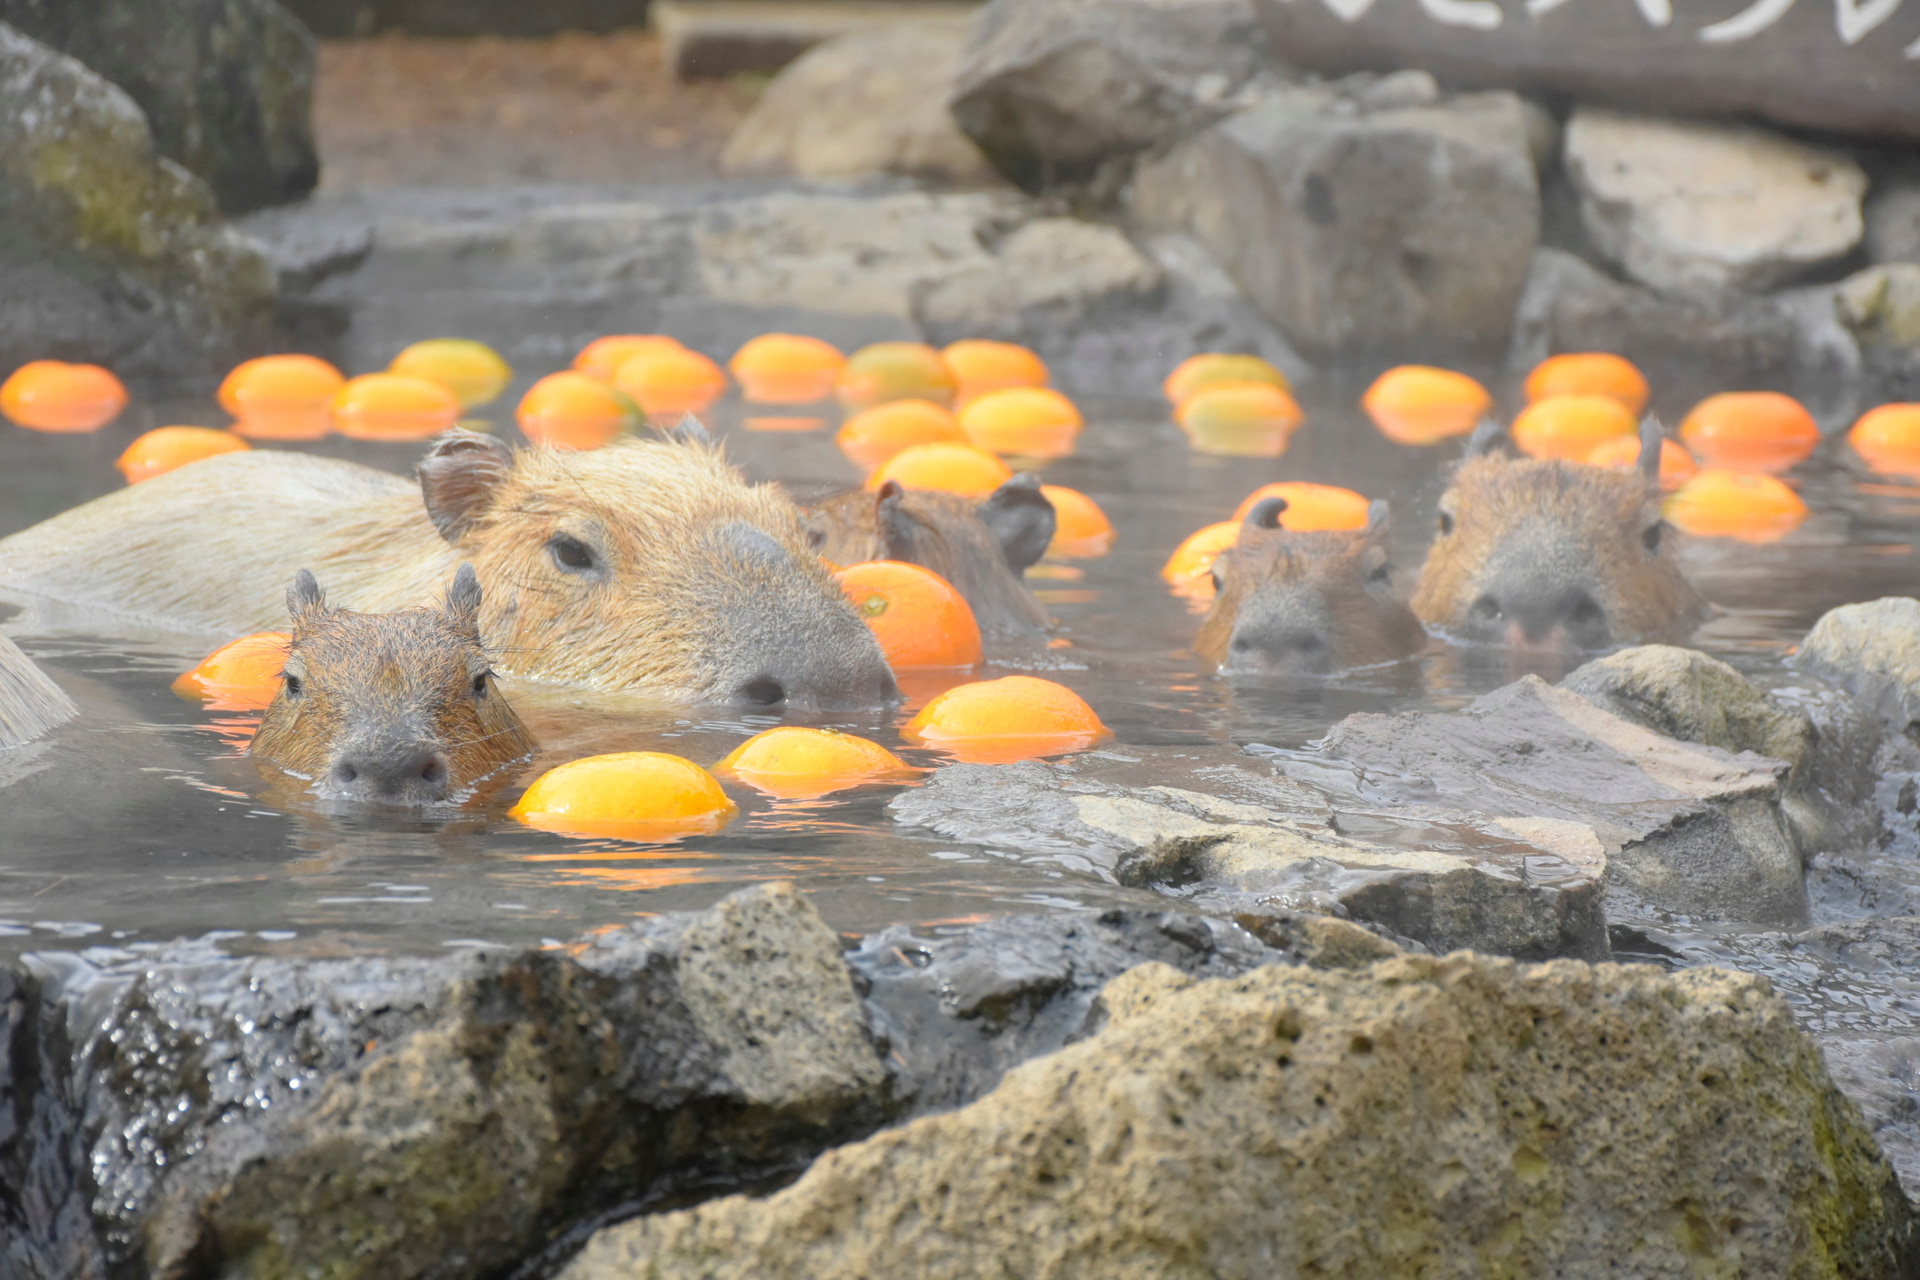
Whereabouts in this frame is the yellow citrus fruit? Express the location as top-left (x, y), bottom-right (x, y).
top-left (958, 387), bottom-right (1083, 459)
top-left (332, 373), bottom-right (462, 440)
top-left (836, 399), bottom-right (964, 470)
top-left (1, 361), bottom-right (128, 433)
top-left (1176, 383), bottom-right (1304, 457)
top-left (943, 340), bottom-right (1049, 401)
top-left (1849, 404), bottom-right (1920, 478)
top-left (1163, 353), bottom-right (1289, 409)
top-left (1162, 521), bottom-right (1242, 600)
top-left (838, 342), bottom-right (957, 409)
top-left (729, 333), bottom-right (846, 405)
top-left (510, 751), bottom-right (737, 840)
top-left (614, 348), bottom-right (728, 418)
top-left (388, 338), bottom-right (512, 409)
top-left (903, 675), bottom-right (1109, 765)
top-left (1361, 366), bottom-right (1491, 446)
top-left (1665, 469), bottom-right (1808, 543)
top-left (866, 442), bottom-right (1013, 498)
top-left (1040, 485), bottom-right (1114, 559)
top-left (1229, 482), bottom-right (1369, 529)
top-left (1679, 392), bottom-right (1820, 474)
top-left (218, 354), bottom-right (344, 440)
top-left (713, 726), bottom-right (916, 799)
top-left (573, 334), bottom-right (684, 383)
top-left (1509, 394), bottom-right (1638, 461)
top-left (836, 560), bottom-right (982, 669)
top-left (171, 632), bottom-right (290, 712)
top-left (1523, 352), bottom-right (1649, 415)
top-left (516, 371), bottom-right (640, 450)
top-left (116, 427), bottom-right (250, 485)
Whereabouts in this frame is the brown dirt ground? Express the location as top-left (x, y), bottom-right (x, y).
top-left (313, 31), bottom-right (762, 189)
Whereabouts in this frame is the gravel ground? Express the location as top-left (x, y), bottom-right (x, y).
top-left (314, 31), bottom-right (762, 189)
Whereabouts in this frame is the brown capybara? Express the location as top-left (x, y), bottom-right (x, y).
top-left (1195, 498), bottom-right (1424, 675)
top-left (0, 631), bottom-right (76, 749)
top-left (803, 473), bottom-right (1056, 639)
top-left (251, 564), bottom-right (535, 805)
top-left (1412, 418), bottom-right (1706, 652)
top-left (0, 427), bottom-right (896, 710)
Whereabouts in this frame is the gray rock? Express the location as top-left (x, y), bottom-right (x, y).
top-left (0, 633), bottom-right (73, 750)
top-left (0, 0), bottom-right (317, 213)
top-left (949, 0), bottom-right (1275, 192)
top-left (1834, 263), bottom-right (1920, 388)
top-left (560, 956), bottom-right (1919, 1280)
top-left (0, 23), bottom-right (278, 383)
top-left (1563, 107), bottom-right (1866, 299)
top-left (1319, 675), bottom-right (1808, 927)
top-left (1796, 598), bottom-right (1920, 743)
top-left (1132, 81), bottom-right (1539, 358)
top-left (721, 22), bottom-right (1001, 187)
top-left (1867, 174), bottom-right (1920, 265)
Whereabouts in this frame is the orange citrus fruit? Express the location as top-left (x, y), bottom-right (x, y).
top-left (835, 399), bottom-right (963, 470)
top-left (903, 675), bottom-right (1110, 764)
top-left (172, 632), bottom-right (290, 711)
top-left (1849, 403), bottom-right (1920, 478)
top-left (116, 427), bottom-right (250, 485)
top-left (1665, 469), bottom-right (1808, 543)
top-left (943, 340), bottom-right (1049, 401)
top-left (509, 751), bottom-right (737, 840)
top-left (1584, 434), bottom-right (1698, 489)
top-left (1678, 392), bottom-right (1819, 474)
top-left (729, 333), bottom-right (845, 405)
top-left (1, 361), bottom-right (128, 433)
top-left (218, 354), bottom-right (344, 440)
top-left (837, 560), bottom-right (982, 669)
top-left (1040, 485), bottom-right (1114, 559)
top-left (713, 726), bottom-right (917, 800)
top-left (1229, 482), bottom-right (1369, 529)
top-left (1361, 366), bottom-right (1491, 446)
top-left (332, 373), bottom-right (462, 440)
top-left (866, 442), bottom-right (1013, 498)
top-left (516, 371), bottom-right (640, 450)
top-left (1509, 394), bottom-right (1638, 461)
top-left (1162, 521), bottom-right (1241, 600)
top-left (614, 347), bottom-right (727, 418)
top-left (388, 338), bottom-right (512, 409)
top-left (573, 334), bottom-right (684, 383)
top-left (837, 342), bottom-right (957, 410)
top-left (958, 387), bottom-right (1083, 459)
top-left (1163, 354), bottom-right (1289, 409)
top-left (1177, 383), bottom-right (1304, 457)
top-left (1523, 353), bottom-right (1649, 414)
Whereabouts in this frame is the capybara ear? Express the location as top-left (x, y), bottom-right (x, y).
top-left (1243, 496), bottom-right (1289, 531)
top-left (663, 413), bottom-right (713, 449)
top-left (1365, 499), bottom-right (1392, 535)
top-left (416, 429), bottom-right (514, 544)
top-left (445, 562), bottom-right (483, 635)
top-left (874, 481), bottom-right (916, 559)
top-left (976, 472), bottom-right (1056, 574)
top-left (1637, 414), bottom-right (1665, 488)
top-left (287, 569), bottom-right (326, 626)
top-left (1464, 417), bottom-right (1507, 458)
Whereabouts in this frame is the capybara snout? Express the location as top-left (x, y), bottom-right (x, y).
top-left (250, 564), bottom-right (535, 806)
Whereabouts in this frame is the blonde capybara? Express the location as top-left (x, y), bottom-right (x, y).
top-left (1412, 419), bottom-right (1706, 652)
top-left (0, 429), bottom-right (897, 709)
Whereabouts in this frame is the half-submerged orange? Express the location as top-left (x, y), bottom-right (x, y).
top-left (730, 333), bottom-right (845, 405)
top-left (1230, 483), bottom-right (1369, 529)
top-left (517, 371), bottom-right (640, 449)
top-left (117, 427), bottom-right (250, 485)
top-left (837, 560), bottom-right (982, 669)
top-left (1041, 485), bottom-right (1115, 558)
top-left (903, 675), bottom-right (1109, 764)
top-left (1665, 469), bottom-right (1808, 543)
top-left (1176, 383), bottom-right (1303, 457)
top-left (510, 752), bottom-right (736, 840)
top-left (713, 727), bottom-right (917, 800)
top-left (2, 361), bottom-right (128, 433)
top-left (1361, 366), bottom-right (1490, 446)
top-left (1523, 353), bottom-right (1649, 414)
top-left (1678, 392), bottom-right (1819, 474)
top-left (866, 442), bottom-right (1013, 497)
top-left (219, 354), bottom-right (343, 440)
top-left (958, 387), bottom-right (1082, 459)
top-left (332, 373), bottom-right (462, 440)
top-left (172, 632), bottom-right (290, 711)
top-left (836, 399), bottom-right (964, 470)
top-left (1509, 394), bottom-right (1638, 461)
top-left (943, 340), bottom-right (1048, 401)
top-left (838, 342), bottom-right (956, 409)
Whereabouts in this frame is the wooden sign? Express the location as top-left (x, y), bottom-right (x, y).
top-left (1251, 0), bottom-right (1920, 140)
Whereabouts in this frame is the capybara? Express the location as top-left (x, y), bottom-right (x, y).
top-left (0, 428), bottom-right (897, 709)
top-left (251, 565), bottom-right (535, 805)
top-left (0, 631), bottom-right (76, 749)
top-left (1196, 498), bottom-right (1424, 675)
top-left (1412, 418), bottom-right (1706, 651)
top-left (804, 474), bottom-right (1056, 638)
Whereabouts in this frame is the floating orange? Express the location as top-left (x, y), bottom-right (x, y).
top-left (1040, 485), bottom-right (1114, 559)
top-left (516, 372), bottom-right (640, 450)
top-left (1229, 482), bottom-right (1369, 530)
top-left (866, 442), bottom-right (1013, 498)
top-left (573, 334), bottom-right (684, 383)
top-left (509, 752), bottom-right (737, 840)
top-left (219, 354), bottom-right (344, 440)
top-left (331, 373), bottom-right (462, 441)
top-left (388, 338), bottom-right (512, 409)
top-left (614, 348), bottom-right (728, 418)
top-left (958, 387), bottom-right (1083, 459)
top-left (1361, 366), bottom-right (1491, 446)
top-left (903, 675), bottom-right (1109, 764)
top-left (1849, 403), bottom-right (1920, 478)
top-left (713, 726), bottom-right (917, 800)
top-left (942, 340), bottom-right (1049, 401)
top-left (835, 399), bottom-right (964, 470)
top-left (116, 427), bottom-right (250, 485)
top-left (1523, 352), bottom-right (1649, 415)
top-left (171, 632), bottom-right (290, 712)
top-left (1678, 392), bottom-right (1819, 474)
top-left (1162, 521), bottom-right (1241, 600)
top-left (1509, 394), bottom-right (1638, 461)
top-left (1584, 434), bottom-right (1698, 489)
top-left (1, 361), bottom-right (128, 433)
top-left (837, 342), bottom-right (957, 410)
top-left (1176, 383), bottom-right (1304, 457)
top-left (836, 560), bottom-right (982, 669)
top-left (1163, 354), bottom-right (1289, 409)
top-left (1665, 469), bottom-right (1808, 543)
top-left (730, 333), bottom-right (846, 405)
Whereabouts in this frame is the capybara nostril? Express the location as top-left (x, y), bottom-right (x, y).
top-left (1469, 595), bottom-right (1504, 627)
top-left (327, 744), bottom-right (452, 802)
top-left (738, 675), bottom-right (787, 707)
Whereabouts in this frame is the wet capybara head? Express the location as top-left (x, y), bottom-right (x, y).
top-left (1196, 498), bottom-right (1424, 675)
top-left (1411, 419), bottom-right (1706, 653)
top-left (251, 565), bottom-right (535, 806)
top-left (803, 474), bottom-right (1056, 639)
top-left (416, 428), bottom-right (898, 710)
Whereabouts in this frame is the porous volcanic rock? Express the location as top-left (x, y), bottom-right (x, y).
top-left (721, 22), bottom-right (999, 186)
top-left (559, 955), bottom-right (1918, 1279)
top-left (1563, 107), bottom-right (1867, 299)
top-left (0, 23), bottom-right (277, 382)
top-left (0, 0), bottom-right (317, 212)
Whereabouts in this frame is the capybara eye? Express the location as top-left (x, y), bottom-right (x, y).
top-left (1437, 511), bottom-right (1455, 536)
top-left (548, 534), bottom-right (598, 573)
top-left (738, 675), bottom-right (786, 706)
top-left (805, 526), bottom-right (826, 549)
top-left (471, 672), bottom-right (490, 699)
top-left (1642, 521), bottom-right (1664, 554)
top-left (1368, 564), bottom-right (1392, 585)
top-left (283, 672), bottom-right (304, 697)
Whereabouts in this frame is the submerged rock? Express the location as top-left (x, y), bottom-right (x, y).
top-left (560, 954), bottom-right (1918, 1279)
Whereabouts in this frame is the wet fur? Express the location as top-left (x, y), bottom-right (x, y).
top-left (0, 632), bottom-right (76, 749)
top-left (1196, 523), bottom-right (1423, 672)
